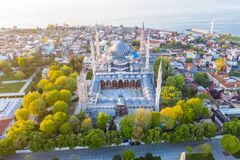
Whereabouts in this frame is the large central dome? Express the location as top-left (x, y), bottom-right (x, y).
top-left (110, 41), bottom-right (131, 57)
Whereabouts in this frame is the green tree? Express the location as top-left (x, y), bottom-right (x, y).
top-left (183, 85), bottom-right (198, 98)
top-left (151, 112), bottom-right (161, 128)
top-left (49, 70), bottom-right (64, 82)
top-left (28, 131), bottom-right (52, 152)
top-left (45, 90), bottom-right (60, 106)
top-left (172, 124), bottom-right (191, 143)
top-left (194, 72), bottom-right (209, 88)
top-left (37, 79), bottom-right (49, 89)
top-left (161, 86), bottom-right (182, 107)
top-left (186, 146), bottom-right (193, 154)
top-left (22, 92), bottom-right (41, 108)
top-left (40, 119), bottom-right (56, 135)
top-left (59, 122), bottom-right (72, 135)
top-left (203, 122), bottom-right (216, 138)
top-left (61, 65), bottom-right (73, 76)
top-left (120, 115), bottom-right (134, 139)
top-left (197, 143), bottom-right (211, 154)
top-left (68, 115), bottom-right (79, 133)
top-left (17, 57), bottom-right (27, 68)
top-left (52, 101), bottom-right (68, 114)
top-left (122, 150), bottom-right (135, 160)
top-left (223, 121), bottom-right (240, 136)
top-left (59, 89), bottom-right (72, 102)
top-left (29, 98), bottom-right (46, 116)
top-left (0, 137), bottom-right (15, 155)
top-left (105, 130), bottom-right (121, 146)
top-left (96, 112), bottom-right (110, 130)
top-left (15, 108), bottom-right (29, 120)
top-left (53, 112), bottom-right (67, 127)
top-left (194, 124), bottom-right (204, 141)
top-left (14, 71), bottom-right (25, 80)
top-left (165, 76), bottom-right (176, 87)
top-left (134, 108), bottom-right (152, 130)
top-left (80, 118), bottom-right (93, 133)
top-left (65, 134), bottom-right (77, 149)
top-left (84, 129), bottom-right (105, 149)
top-left (143, 127), bottom-right (161, 144)
top-left (174, 74), bottom-right (184, 91)
top-left (220, 134), bottom-right (240, 154)
top-left (1, 120), bottom-right (35, 152)
top-left (56, 134), bottom-right (66, 148)
top-left (43, 82), bottom-right (56, 91)
top-left (154, 56), bottom-right (172, 81)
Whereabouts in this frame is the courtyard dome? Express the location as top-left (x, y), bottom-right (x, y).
top-left (111, 41), bottom-right (131, 57)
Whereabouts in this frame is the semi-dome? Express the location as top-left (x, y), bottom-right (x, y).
top-left (110, 41), bottom-right (131, 57)
top-left (113, 56), bottom-right (129, 66)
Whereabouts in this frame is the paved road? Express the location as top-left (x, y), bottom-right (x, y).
top-left (3, 138), bottom-right (237, 160)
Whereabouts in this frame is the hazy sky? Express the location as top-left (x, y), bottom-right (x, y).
top-left (1, 0), bottom-right (240, 28)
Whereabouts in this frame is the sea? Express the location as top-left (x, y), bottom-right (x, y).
top-left (1, 0), bottom-right (240, 35)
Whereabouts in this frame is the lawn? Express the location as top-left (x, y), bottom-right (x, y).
top-left (186, 153), bottom-right (215, 160)
top-left (0, 73), bottom-right (15, 81)
top-left (0, 82), bottom-right (25, 93)
top-left (25, 71), bottom-right (42, 92)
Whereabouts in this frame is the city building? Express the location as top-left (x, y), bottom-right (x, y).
top-left (0, 98), bottom-right (22, 138)
top-left (78, 25), bottom-right (162, 117)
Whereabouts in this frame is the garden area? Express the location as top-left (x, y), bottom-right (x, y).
top-left (185, 144), bottom-right (215, 160)
top-left (0, 82), bottom-right (25, 93)
top-left (0, 56), bottom-right (218, 156)
top-left (186, 153), bottom-right (215, 160)
top-left (0, 54), bottom-right (54, 93)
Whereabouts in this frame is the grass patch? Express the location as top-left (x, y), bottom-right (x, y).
top-left (25, 71), bottom-right (42, 93)
top-left (0, 73), bottom-right (15, 81)
top-left (0, 82), bottom-right (25, 93)
top-left (186, 153), bottom-right (215, 160)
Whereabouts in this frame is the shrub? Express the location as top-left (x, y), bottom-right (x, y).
top-left (14, 71), bottom-right (25, 80)
top-left (145, 152), bottom-right (153, 160)
top-left (112, 154), bottom-right (122, 160)
top-left (122, 150), bottom-right (135, 160)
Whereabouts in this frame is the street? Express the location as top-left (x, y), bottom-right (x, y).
top-left (3, 138), bottom-right (237, 160)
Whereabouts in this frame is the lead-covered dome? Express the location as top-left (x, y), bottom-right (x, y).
top-left (110, 41), bottom-right (131, 57)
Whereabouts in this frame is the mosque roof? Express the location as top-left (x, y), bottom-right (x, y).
top-left (110, 41), bottom-right (131, 57)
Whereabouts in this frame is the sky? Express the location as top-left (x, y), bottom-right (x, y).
top-left (0, 0), bottom-right (240, 28)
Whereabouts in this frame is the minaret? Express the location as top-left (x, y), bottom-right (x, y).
top-left (95, 24), bottom-right (100, 57)
top-left (155, 59), bottom-right (162, 112)
top-left (90, 37), bottom-right (96, 74)
top-left (139, 22), bottom-right (145, 55)
top-left (210, 20), bottom-right (215, 34)
top-left (145, 32), bottom-right (150, 70)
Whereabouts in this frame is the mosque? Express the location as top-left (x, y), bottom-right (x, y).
top-left (78, 24), bottom-right (162, 117)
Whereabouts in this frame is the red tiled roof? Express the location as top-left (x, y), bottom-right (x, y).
top-left (208, 72), bottom-right (240, 88)
top-left (0, 118), bottom-right (13, 135)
